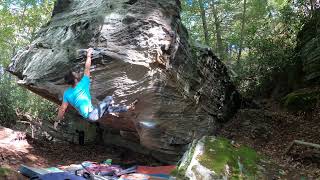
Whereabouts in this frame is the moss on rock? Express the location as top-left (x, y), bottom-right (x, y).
top-left (282, 89), bottom-right (320, 111)
top-left (198, 137), bottom-right (260, 178)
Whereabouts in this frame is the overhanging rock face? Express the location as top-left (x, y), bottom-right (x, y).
top-left (8, 0), bottom-right (240, 162)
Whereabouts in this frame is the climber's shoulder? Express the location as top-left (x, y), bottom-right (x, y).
top-left (78, 75), bottom-right (90, 86)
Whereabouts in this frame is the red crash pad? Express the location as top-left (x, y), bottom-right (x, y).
top-left (136, 165), bottom-right (176, 175)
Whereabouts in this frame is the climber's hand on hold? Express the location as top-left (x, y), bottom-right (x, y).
top-left (87, 48), bottom-right (94, 58)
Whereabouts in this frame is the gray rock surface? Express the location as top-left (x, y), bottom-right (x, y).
top-left (296, 9), bottom-right (320, 82)
top-left (178, 137), bottom-right (217, 180)
top-left (8, 0), bottom-right (240, 162)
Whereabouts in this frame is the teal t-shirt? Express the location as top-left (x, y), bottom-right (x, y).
top-left (63, 75), bottom-right (94, 118)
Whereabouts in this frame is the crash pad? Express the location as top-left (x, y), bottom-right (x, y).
top-left (44, 167), bottom-right (64, 173)
top-left (32, 172), bottom-right (86, 180)
top-left (119, 173), bottom-right (169, 180)
top-left (116, 166), bottom-right (137, 176)
top-left (18, 165), bottom-right (50, 178)
top-left (136, 166), bottom-right (176, 175)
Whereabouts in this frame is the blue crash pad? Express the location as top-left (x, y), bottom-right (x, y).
top-left (18, 165), bottom-right (50, 178)
top-left (34, 172), bottom-right (86, 180)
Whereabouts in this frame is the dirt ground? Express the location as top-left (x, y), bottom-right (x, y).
top-left (218, 99), bottom-right (320, 178)
top-left (0, 127), bottom-right (160, 179)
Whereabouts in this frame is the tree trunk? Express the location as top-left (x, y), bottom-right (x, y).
top-left (198, 0), bottom-right (210, 45)
top-left (211, 1), bottom-right (224, 59)
top-left (310, 0), bottom-right (315, 17)
top-left (237, 0), bottom-right (247, 62)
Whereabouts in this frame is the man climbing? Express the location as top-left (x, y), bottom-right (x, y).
top-left (54, 48), bottom-right (138, 130)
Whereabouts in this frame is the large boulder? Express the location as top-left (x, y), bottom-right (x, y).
top-left (8, 0), bottom-right (240, 162)
top-left (296, 9), bottom-right (320, 83)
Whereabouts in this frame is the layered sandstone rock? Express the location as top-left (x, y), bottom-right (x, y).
top-left (8, 0), bottom-right (240, 162)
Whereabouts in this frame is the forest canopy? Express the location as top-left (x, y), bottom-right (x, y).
top-left (181, 0), bottom-right (317, 96)
top-left (0, 0), bottom-right (55, 127)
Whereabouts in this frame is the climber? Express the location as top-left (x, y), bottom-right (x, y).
top-left (54, 48), bottom-right (138, 130)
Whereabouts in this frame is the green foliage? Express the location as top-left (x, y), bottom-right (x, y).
top-left (181, 0), bottom-right (310, 96)
top-left (282, 89), bottom-right (320, 111)
top-left (0, 0), bottom-right (55, 66)
top-left (0, 167), bottom-right (10, 176)
top-left (0, 73), bottom-right (57, 128)
top-left (199, 137), bottom-right (260, 178)
top-left (0, 74), bottom-right (19, 127)
top-left (0, 0), bottom-right (56, 127)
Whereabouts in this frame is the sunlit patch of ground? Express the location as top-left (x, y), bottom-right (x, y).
top-left (0, 126), bottom-right (160, 179)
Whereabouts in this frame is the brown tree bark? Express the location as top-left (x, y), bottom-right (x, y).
top-left (237, 0), bottom-right (247, 62)
top-left (198, 0), bottom-right (210, 45)
top-left (211, 1), bottom-right (224, 59)
top-left (310, 0), bottom-right (315, 17)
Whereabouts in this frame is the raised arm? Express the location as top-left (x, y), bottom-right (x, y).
top-left (84, 48), bottom-right (93, 76)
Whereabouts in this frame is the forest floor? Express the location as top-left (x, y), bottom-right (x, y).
top-left (218, 99), bottom-right (320, 178)
top-left (2, 100), bottom-right (320, 179)
top-left (0, 127), bottom-right (160, 179)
